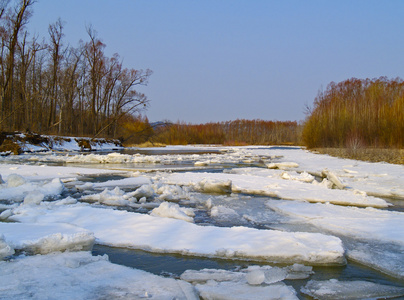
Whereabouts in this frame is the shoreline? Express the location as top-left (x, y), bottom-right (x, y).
top-left (311, 148), bottom-right (404, 165)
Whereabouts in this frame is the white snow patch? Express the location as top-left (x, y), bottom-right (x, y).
top-left (196, 281), bottom-right (298, 300)
top-left (151, 202), bottom-right (195, 223)
top-left (0, 251), bottom-right (198, 299)
top-left (164, 172), bottom-right (389, 208)
top-left (0, 234), bottom-right (14, 260)
top-left (0, 222), bottom-right (95, 254)
top-left (301, 279), bottom-right (404, 300)
top-left (8, 203), bottom-right (346, 265)
top-left (267, 200), bottom-right (404, 246)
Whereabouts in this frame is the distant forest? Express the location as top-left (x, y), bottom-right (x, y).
top-left (0, 0), bottom-right (151, 137)
top-left (147, 119), bottom-right (301, 146)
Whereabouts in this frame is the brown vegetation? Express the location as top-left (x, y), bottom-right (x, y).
top-left (311, 148), bottom-right (404, 165)
top-left (0, 1), bottom-right (151, 138)
top-left (151, 119), bottom-right (302, 146)
top-left (303, 77), bottom-right (404, 148)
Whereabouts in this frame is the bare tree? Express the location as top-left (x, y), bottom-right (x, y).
top-left (0, 0), bottom-right (34, 130)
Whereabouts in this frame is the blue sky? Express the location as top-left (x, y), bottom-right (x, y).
top-left (27, 0), bottom-right (404, 123)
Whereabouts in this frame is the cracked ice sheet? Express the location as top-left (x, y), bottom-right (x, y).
top-left (301, 279), bottom-right (404, 300)
top-left (162, 172), bottom-right (389, 208)
top-left (0, 163), bottom-right (125, 181)
top-left (267, 200), bottom-right (404, 278)
top-left (0, 222), bottom-right (94, 255)
top-left (266, 200), bottom-right (404, 246)
top-left (243, 146), bottom-right (404, 199)
top-left (7, 202), bottom-right (345, 265)
top-left (0, 251), bottom-right (198, 300)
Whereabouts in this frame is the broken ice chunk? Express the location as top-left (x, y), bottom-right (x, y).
top-left (150, 202), bottom-right (195, 223)
top-left (195, 178), bottom-right (232, 194)
top-left (301, 279), bottom-right (404, 300)
top-left (0, 234), bottom-right (15, 260)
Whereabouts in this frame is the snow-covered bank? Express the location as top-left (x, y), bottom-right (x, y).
top-left (246, 146), bottom-right (404, 200)
top-left (0, 132), bottom-right (123, 154)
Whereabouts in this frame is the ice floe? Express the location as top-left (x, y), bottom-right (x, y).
top-left (150, 202), bottom-right (195, 223)
top-left (266, 200), bottom-right (404, 246)
top-left (163, 172), bottom-right (390, 208)
top-left (0, 175), bottom-right (64, 202)
top-left (181, 265), bottom-right (303, 300)
top-left (7, 202), bottom-right (345, 265)
top-left (0, 222), bottom-right (94, 254)
top-left (301, 279), bottom-right (404, 300)
top-left (0, 251), bottom-right (198, 300)
top-left (267, 200), bottom-right (404, 279)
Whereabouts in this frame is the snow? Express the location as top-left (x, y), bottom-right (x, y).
top-left (0, 251), bottom-right (198, 300)
top-left (0, 222), bottom-right (95, 254)
top-left (6, 202), bottom-right (345, 265)
top-left (181, 266), bottom-right (299, 300)
top-left (266, 200), bottom-right (404, 246)
top-left (247, 146), bottom-right (404, 199)
top-left (267, 200), bottom-right (404, 279)
top-left (0, 163), bottom-right (124, 181)
top-left (13, 134), bottom-right (123, 152)
top-left (301, 279), bottom-right (404, 300)
top-left (150, 202), bottom-right (195, 223)
top-left (1, 145), bottom-right (404, 298)
top-left (0, 175), bottom-right (64, 202)
top-left (0, 234), bottom-right (14, 259)
top-left (196, 281), bottom-right (298, 300)
top-left (163, 172), bottom-right (390, 208)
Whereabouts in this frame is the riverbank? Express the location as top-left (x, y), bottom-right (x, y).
top-left (311, 148), bottom-right (404, 165)
top-left (0, 132), bottom-right (123, 154)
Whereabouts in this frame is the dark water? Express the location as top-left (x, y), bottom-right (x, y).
top-left (92, 245), bottom-right (404, 299)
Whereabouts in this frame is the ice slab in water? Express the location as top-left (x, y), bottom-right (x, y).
top-left (0, 176), bottom-right (64, 202)
top-left (181, 265), bottom-right (299, 299)
top-left (346, 240), bottom-right (404, 280)
top-left (0, 222), bottom-right (95, 254)
top-left (150, 202), bottom-right (195, 223)
top-left (196, 281), bottom-right (298, 300)
top-left (0, 251), bottom-right (198, 299)
top-left (301, 279), bottom-right (404, 300)
top-left (164, 172), bottom-right (389, 208)
top-left (0, 234), bottom-right (14, 260)
top-left (8, 203), bottom-right (346, 265)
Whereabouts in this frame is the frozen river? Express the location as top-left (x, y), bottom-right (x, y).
top-left (1, 145), bottom-right (404, 299)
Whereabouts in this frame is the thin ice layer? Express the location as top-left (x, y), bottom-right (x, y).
top-left (267, 200), bottom-right (404, 279)
top-left (9, 203), bottom-right (346, 265)
top-left (163, 172), bottom-right (389, 208)
top-left (266, 200), bottom-right (404, 246)
top-left (0, 222), bottom-right (95, 254)
top-left (301, 279), bottom-right (404, 300)
top-left (196, 281), bottom-right (298, 300)
top-left (0, 163), bottom-right (125, 181)
top-left (0, 176), bottom-right (64, 202)
top-left (246, 146), bottom-right (404, 199)
top-left (0, 251), bottom-right (198, 300)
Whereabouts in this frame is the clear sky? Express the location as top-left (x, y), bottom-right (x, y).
top-left (27, 0), bottom-right (404, 124)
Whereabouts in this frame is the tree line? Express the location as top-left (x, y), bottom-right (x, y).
top-left (303, 77), bottom-right (404, 148)
top-left (0, 0), bottom-right (151, 138)
top-left (146, 119), bottom-right (301, 146)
